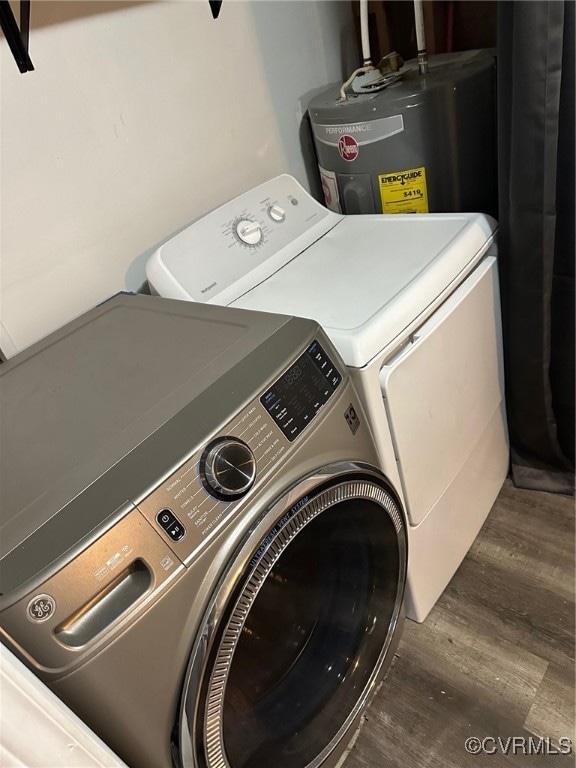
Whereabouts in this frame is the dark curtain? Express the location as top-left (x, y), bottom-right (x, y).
top-left (497, 0), bottom-right (575, 494)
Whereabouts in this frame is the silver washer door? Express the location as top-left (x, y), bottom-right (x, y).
top-left (179, 464), bottom-right (407, 768)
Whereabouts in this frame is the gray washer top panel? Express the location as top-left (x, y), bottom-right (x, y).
top-left (0, 295), bottom-right (309, 594)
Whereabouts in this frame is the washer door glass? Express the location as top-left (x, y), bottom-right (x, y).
top-left (186, 476), bottom-right (406, 768)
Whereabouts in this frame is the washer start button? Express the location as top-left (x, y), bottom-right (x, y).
top-left (156, 509), bottom-right (186, 542)
top-left (27, 594), bottom-right (56, 622)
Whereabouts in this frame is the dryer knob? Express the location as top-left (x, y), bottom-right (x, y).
top-left (202, 438), bottom-right (257, 499)
top-left (268, 204), bottom-right (286, 222)
top-left (235, 219), bottom-right (262, 246)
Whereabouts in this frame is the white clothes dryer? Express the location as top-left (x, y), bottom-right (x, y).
top-left (147, 175), bottom-right (510, 622)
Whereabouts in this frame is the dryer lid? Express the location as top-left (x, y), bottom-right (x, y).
top-left (231, 213), bottom-right (497, 367)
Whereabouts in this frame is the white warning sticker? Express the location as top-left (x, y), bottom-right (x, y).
top-left (318, 166), bottom-right (341, 213)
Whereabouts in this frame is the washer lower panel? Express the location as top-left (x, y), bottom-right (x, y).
top-left (45, 467), bottom-right (406, 768)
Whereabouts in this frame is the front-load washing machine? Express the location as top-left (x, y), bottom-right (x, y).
top-left (0, 294), bottom-right (407, 768)
top-left (146, 174), bottom-right (510, 623)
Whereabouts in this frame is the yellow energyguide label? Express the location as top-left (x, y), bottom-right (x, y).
top-left (378, 166), bottom-right (429, 214)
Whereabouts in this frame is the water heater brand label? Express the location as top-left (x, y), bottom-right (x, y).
top-left (313, 115), bottom-right (404, 147)
top-left (378, 166), bottom-right (429, 213)
top-left (338, 135), bottom-right (358, 162)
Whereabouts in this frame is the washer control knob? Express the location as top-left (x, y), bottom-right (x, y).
top-left (202, 438), bottom-right (257, 499)
top-left (268, 204), bottom-right (286, 223)
top-left (236, 219), bottom-right (262, 246)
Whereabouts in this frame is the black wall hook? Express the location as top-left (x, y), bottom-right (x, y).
top-left (0, 0), bottom-right (34, 73)
top-left (209, 0), bottom-right (222, 20)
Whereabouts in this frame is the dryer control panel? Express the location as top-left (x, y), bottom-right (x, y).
top-left (146, 174), bottom-right (341, 307)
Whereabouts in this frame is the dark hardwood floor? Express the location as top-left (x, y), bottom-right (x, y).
top-left (345, 480), bottom-right (575, 767)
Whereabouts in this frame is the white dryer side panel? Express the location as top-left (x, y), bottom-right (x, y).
top-left (380, 256), bottom-right (507, 528)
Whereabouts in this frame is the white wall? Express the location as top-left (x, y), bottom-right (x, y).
top-left (1, 644), bottom-right (127, 767)
top-left (0, 0), bottom-right (356, 354)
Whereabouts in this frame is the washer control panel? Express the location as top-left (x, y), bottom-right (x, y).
top-left (0, 339), bottom-right (344, 672)
top-left (261, 340), bottom-right (342, 442)
top-left (156, 509), bottom-right (186, 542)
top-left (137, 339), bottom-right (342, 563)
top-left (201, 438), bottom-right (257, 499)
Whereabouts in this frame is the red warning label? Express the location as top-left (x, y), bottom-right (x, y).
top-left (338, 135), bottom-right (359, 162)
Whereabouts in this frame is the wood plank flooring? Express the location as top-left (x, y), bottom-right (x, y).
top-left (345, 480), bottom-right (575, 767)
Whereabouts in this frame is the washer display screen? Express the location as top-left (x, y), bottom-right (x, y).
top-left (260, 341), bottom-right (341, 442)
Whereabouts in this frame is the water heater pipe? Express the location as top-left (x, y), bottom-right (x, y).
top-left (413, 0), bottom-right (429, 74)
top-left (360, 0), bottom-right (372, 66)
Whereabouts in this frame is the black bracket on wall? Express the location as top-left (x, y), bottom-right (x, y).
top-left (209, 0), bottom-right (222, 20)
top-left (0, 0), bottom-right (34, 73)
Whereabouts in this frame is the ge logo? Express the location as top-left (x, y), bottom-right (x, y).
top-left (26, 594), bottom-right (56, 623)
